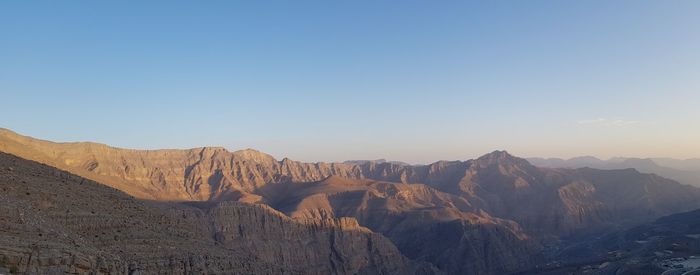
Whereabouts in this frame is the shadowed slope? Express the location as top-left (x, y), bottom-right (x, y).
top-left (408, 152), bottom-right (700, 236)
top-left (3, 128), bottom-right (700, 237)
top-left (263, 176), bottom-right (541, 275)
top-left (4, 129), bottom-right (700, 274)
top-left (0, 152), bottom-right (432, 274)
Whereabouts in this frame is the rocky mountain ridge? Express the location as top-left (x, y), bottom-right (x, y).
top-left (0, 152), bottom-right (429, 274)
top-left (529, 156), bottom-right (700, 188)
top-left (3, 128), bottom-right (700, 274)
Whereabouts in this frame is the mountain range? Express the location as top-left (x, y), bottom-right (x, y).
top-left (2, 128), bottom-right (700, 274)
top-left (528, 156), bottom-right (700, 188)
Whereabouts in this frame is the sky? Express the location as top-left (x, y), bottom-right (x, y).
top-left (1, 1), bottom-right (699, 164)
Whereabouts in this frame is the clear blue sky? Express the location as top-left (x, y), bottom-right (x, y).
top-left (2, 1), bottom-right (699, 163)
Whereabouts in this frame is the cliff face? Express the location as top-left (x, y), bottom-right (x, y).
top-left (393, 220), bottom-right (537, 275)
top-left (208, 202), bottom-right (428, 275)
top-left (266, 176), bottom-right (540, 275)
top-left (0, 152), bottom-right (429, 275)
top-left (4, 127), bottom-right (697, 237)
top-left (352, 151), bottom-right (700, 236)
top-left (449, 155), bottom-right (700, 236)
top-left (0, 129), bottom-right (366, 201)
top-left (3, 128), bottom-right (700, 274)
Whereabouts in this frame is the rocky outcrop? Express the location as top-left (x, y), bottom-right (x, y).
top-left (0, 152), bottom-right (432, 274)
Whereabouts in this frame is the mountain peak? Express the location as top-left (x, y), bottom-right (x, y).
top-left (231, 148), bottom-right (277, 162)
top-left (0, 128), bottom-right (24, 139)
top-left (473, 150), bottom-right (535, 169)
top-left (477, 150), bottom-right (515, 161)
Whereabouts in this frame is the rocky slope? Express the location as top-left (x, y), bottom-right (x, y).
top-left (334, 151), bottom-right (700, 237)
top-left (265, 176), bottom-right (540, 275)
top-left (3, 128), bottom-right (700, 274)
top-left (209, 202), bottom-right (435, 275)
top-left (3, 128), bottom-right (698, 237)
top-left (0, 152), bottom-right (429, 275)
top-left (431, 152), bottom-right (700, 236)
top-left (0, 128), bottom-right (366, 202)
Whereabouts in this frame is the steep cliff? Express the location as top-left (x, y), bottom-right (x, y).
top-left (5, 128), bottom-right (698, 236)
top-left (0, 128), bottom-right (365, 202)
top-left (266, 176), bottom-right (540, 275)
top-left (0, 152), bottom-right (431, 274)
top-left (208, 202), bottom-right (431, 275)
top-left (3, 128), bottom-right (700, 274)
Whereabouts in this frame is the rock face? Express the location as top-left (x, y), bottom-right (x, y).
top-left (208, 202), bottom-right (429, 275)
top-left (0, 129), bottom-right (365, 201)
top-left (265, 176), bottom-right (540, 275)
top-left (3, 128), bottom-right (700, 274)
top-left (395, 221), bottom-right (536, 275)
top-left (0, 152), bottom-right (428, 275)
top-left (4, 128), bottom-right (697, 237)
top-left (416, 152), bottom-right (700, 236)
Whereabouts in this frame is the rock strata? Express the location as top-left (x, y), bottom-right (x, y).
top-left (3, 128), bottom-right (700, 274)
top-left (0, 152), bottom-right (431, 274)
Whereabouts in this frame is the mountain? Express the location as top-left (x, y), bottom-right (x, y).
top-left (265, 176), bottom-right (540, 274)
top-left (4, 129), bottom-right (698, 237)
top-left (0, 130), bottom-right (539, 274)
top-left (652, 158), bottom-right (700, 171)
top-left (3, 128), bottom-right (700, 274)
top-left (419, 152), bottom-right (700, 237)
top-left (0, 128), bottom-right (369, 201)
top-left (343, 159), bottom-right (412, 166)
top-left (529, 156), bottom-right (700, 187)
top-left (0, 152), bottom-right (430, 274)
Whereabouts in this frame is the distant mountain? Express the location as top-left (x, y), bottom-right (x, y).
top-left (529, 156), bottom-right (700, 187)
top-left (3, 128), bottom-right (698, 235)
top-left (652, 157), bottom-right (700, 171)
top-left (343, 159), bottom-right (412, 166)
top-left (3, 128), bottom-right (700, 274)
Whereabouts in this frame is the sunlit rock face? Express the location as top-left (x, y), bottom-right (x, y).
top-left (0, 152), bottom-right (433, 275)
top-left (3, 128), bottom-right (700, 274)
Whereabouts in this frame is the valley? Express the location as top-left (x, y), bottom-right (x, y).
top-left (2, 128), bottom-right (700, 274)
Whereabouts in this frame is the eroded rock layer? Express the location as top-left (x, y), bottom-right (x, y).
top-left (0, 152), bottom-right (428, 275)
top-left (3, 128), bottom-right (700, 274)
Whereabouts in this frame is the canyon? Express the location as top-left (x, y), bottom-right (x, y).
top-left (2, 128), bottom-right (700, 274)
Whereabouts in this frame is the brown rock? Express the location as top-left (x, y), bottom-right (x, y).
top-left (0, 152), bottom-right (432, 275)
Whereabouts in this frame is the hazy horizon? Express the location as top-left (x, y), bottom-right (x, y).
top-left (3, 127), bottom-right (699, 165)
top-left (2, 1), bottom-right (699, 163)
